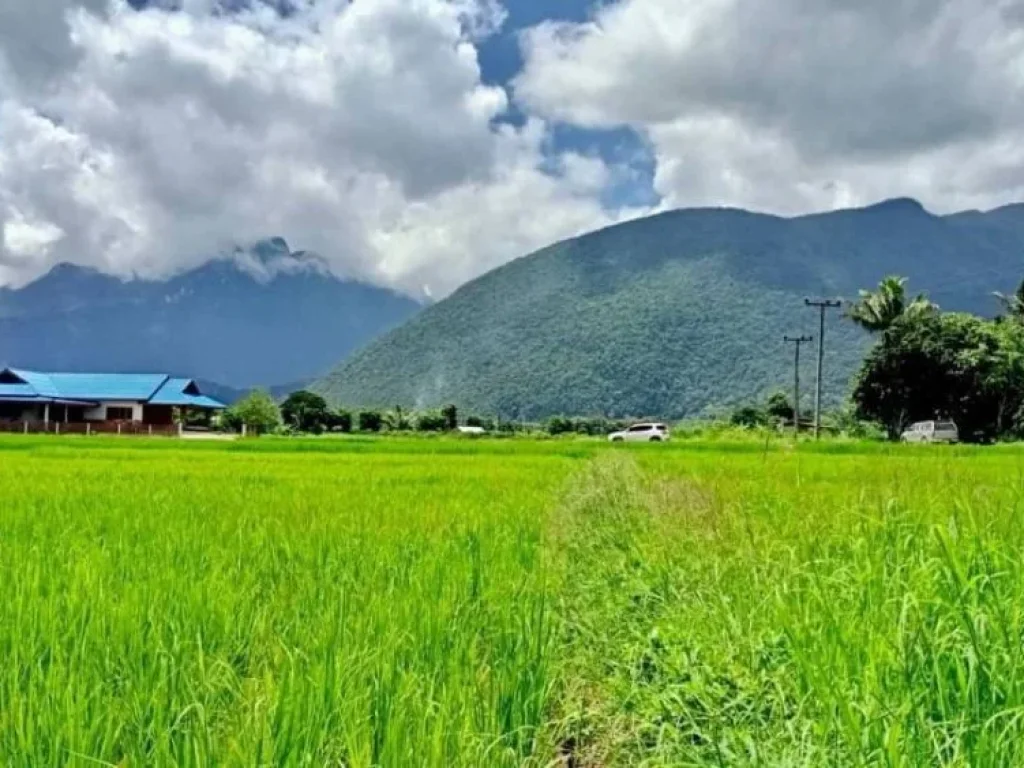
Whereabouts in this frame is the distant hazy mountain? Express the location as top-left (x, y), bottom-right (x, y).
top-left (0, 238), bottom-right (420, 389)
top-left (313, 199), bottom-right (1024, 420)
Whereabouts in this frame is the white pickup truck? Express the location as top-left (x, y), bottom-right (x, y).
top-left (901, 421), bottom-right (959, 444)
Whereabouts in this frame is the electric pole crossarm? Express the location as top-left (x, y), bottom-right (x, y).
top-left (804, 299), bottom-right (843, 440)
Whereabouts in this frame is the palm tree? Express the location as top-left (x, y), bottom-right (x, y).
top-left (994, 278), bottom-right (1024, 322)
top-left (847, 275), bottom-right (936, 333)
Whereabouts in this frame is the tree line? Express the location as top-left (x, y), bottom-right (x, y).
top-left (218, 390), bottom-right (651, 438)
top-left (220, 391), bottom-right (524, 436)
top-left (220, 392), bottom-right (458, 436)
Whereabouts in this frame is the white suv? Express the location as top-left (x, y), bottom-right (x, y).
top-left (609, 423), bottom-right (671, 443)
top-left (901, 420), bottom-right (959, 444)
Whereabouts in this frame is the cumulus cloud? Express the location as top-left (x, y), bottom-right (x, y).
top-left (0, 0), bottom-right (628, 295)
top-left (516, 0), bottom-right (1024, 214)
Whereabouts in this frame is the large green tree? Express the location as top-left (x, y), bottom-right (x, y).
top-left (848, 276), bottom-right (936, 333)
top-left (852, 312), bottom-right (1024, 442)
top-left (985, 319), bottom-right (1024, 434)
top-left (231, 390), bottom-right (281, 435)
top-left (280, 390), bottom-right (332, 434)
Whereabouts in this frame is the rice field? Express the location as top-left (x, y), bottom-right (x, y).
top-left (2, 436), bottom-right (1024, 766)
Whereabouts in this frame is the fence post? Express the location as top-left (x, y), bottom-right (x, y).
top-left (117, 423), bottom-right (122, 436)
top-left (22, 421), bottom-right (27, 435)
top-left (86, 423), bottom-right (91, 436)
top-left (148, 425), bottom-right (153, 437)
top-left (55, 422), bottom-right (60, 435)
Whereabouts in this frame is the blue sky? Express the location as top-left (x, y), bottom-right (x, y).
top-left (479, 0), bottom-right (659, 208)
top-left (477, 0), bottom-right (594, 85)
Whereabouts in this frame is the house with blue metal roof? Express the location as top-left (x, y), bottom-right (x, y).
top-left (0, 368), bottom-right (226, 428)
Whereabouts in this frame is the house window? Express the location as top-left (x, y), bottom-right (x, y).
top-left (106, 407), bottom-right (134, 422)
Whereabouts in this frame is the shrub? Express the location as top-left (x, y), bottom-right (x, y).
top-left (827, 407), bottom-right (885, 440)
top-left (358, 410), bottom-right (383, 433)
top-left (576, 417), bottom-right (625, 436)
top-left (764, 391), bottom-right (794, 423)
top-left (544, 415), bottom-right (627, 437)
top-left (730, 405), bottom-right (767, 429)
top-left (495, 419), bottom-right (518, 434)
top-left (415, 411), bottom-right (449, 432)
top-left (330, 409), bottom-right (353, 434)
top-left (384, 406), bottom-right (412, 432)
top-left (546, 416), bottom-right (575, 436)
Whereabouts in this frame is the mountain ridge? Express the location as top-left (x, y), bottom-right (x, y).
top-left (0, 240), bottom-right (421, 389)
top-left (313, 199), bottom-right (1024, 420)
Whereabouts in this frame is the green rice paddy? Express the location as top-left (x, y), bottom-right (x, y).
top-left (1, 436), bottom-right (1023, 766)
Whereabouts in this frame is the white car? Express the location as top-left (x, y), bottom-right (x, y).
top-left (609, 423), bottom-right (670, 443)
top-left (901, 420), bottom-right (959, 444)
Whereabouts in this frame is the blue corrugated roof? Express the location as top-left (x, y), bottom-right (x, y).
top-left (44, 373), bottom-right (168, 401)
top-left (0, 384), bottom-right (41, 399)
top-left (148, 378), bottom-right (194, 405)
top-left (10, 370), bottom-right (60, 398)
top-left (149, 378), bottom-right (226, 409)
top-left (0, 369), bottom-right (224, 409)
top-left (187, 395), bottom-right (226, 410)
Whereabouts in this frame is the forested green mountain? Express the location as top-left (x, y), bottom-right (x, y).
top-left (314, 199), bottom-right (1024, 419)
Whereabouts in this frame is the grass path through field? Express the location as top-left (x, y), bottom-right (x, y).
top-left (547, 445), bottom-right (1024, 766)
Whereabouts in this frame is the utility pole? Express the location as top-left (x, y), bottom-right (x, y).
top-left (804, 299), bottom-right (843, 440)
top-left (784, 335), bottom-right (813, 437)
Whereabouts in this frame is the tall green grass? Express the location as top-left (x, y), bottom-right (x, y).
top-left (0, 438), bottom-right (579, 766)
top-left (4, 437), bottom-right (1024, 765)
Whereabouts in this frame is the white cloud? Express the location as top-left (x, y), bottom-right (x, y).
top-left (370, 119), bottom-right (629, 295)
top-left (516, 0), bottom-right (1024, 214)
top-left (10, 0), bottom-right (1017, 298)
top-left (0, 0), bottom-right (629, 295)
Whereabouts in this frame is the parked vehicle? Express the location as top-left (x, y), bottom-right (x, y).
top-left (609, 423), bottom-right (670, 443)
top-left (900, 420), bottom-right (959, 444)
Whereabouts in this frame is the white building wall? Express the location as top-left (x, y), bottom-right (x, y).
top-left (83, 401), bottom-right (145, 422)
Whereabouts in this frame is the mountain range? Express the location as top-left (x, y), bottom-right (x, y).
top-left (0, 239), bottom-right (420, 392)
top-left (313, 199), bottom-right (1024, 420)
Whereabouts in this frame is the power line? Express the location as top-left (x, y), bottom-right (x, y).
top-left (804, 299), bottom-right (843, 440)
top-left (784, 335), bottom-right (813, 437)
